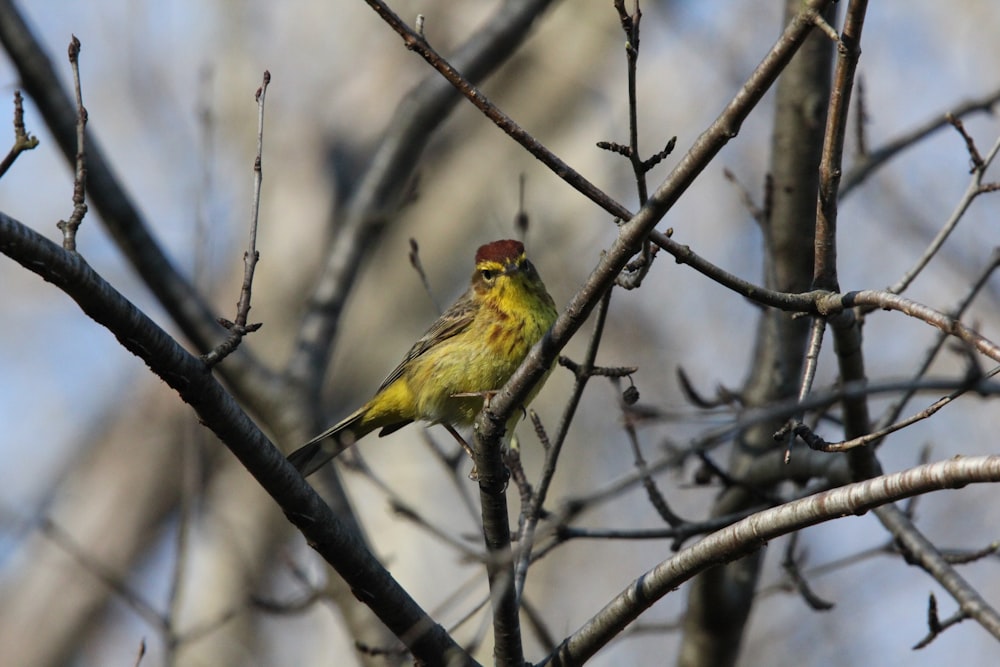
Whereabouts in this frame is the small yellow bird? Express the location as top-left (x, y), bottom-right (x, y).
top-left (288, 239), bottom-right (557, 477)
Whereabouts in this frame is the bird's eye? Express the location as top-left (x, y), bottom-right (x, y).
top-left (480, 269), bottom-right (495, 281)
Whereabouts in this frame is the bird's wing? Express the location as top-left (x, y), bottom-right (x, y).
top-left (375, 289), bottom-right (477, 393)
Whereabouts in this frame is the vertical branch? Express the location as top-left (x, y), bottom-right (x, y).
top-left (56, 35), bottom-right (88, 251)
top-left (813, 1), bottom-right (873, 479)
top-left (604, 0), bottom-right (670, 288)
top-left (815, 4), bottom-right (1000, 635)
top-left (237, 71), bottom-right (268, 331)
top-left (614, 0), bottom-right (648, 203)
top-left (813, 2), bottom-right (866, 292)
top-left (201, 71), bottom-right (270, 366)
top-left (474, 426), bottom-right (524, 667)
top-left (678, 2), bottom-right (836, 665)
top-left (782, 317), bottom-right (828, 463)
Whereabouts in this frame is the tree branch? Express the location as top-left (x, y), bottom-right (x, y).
top-left (0, 211), bottom-right (475, 666)
top-left (818, 290), bottom-right (1000, 365)
top-left (481, 0), bottom-right (838, 439)
top-left (0, 0), bottom-right (249, 360)
top-left (546, 455), bottom-right (1000, 665)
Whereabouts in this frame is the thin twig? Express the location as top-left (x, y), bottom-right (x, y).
top-left (810, 11), bottom-right (841, 41)
top-left (610, 0), bottom-right (664, 289)
top-left (409, 237), bottom-right (442, 314)
top-left (817, 289), bottom-right (1000, 365)
top-left (617, 377), bottom-right (685, 530)
top-left (0, 90), bottom-right (39, 178)
top-left (842, 86), bottom-right (1000, 195)
top-left (722, 167), bottom-right (766, 224)
top-left (882, 133), bottom-right (1000, 298)
top-left (792, 365), bottom-right (1000, 452)
top-left (912, 593), bottom-right (970, 649)
top-left (783, 317), bottom-right (827, 462)
top-left (615, 0), bottom-right (648, 204)
top-left (946, 112), bottom-right (985, 170)
top-left (40, 518), bottom-right (167, 633)
top-left (202, 71), bottom-right (270, 366)
top-left (132, 639), bottom-right (146, 667)
top-left (56, 35), bottom-right (88, 251)
top-left (558, 356), bottom-right (637, 378)
top-left (548, 456), bottom-right (1000, 664)
top-left (550, 504), bottom-right (767, 548)
top-left (781, 532), bottom-right (835, 610)
top-left (854, 74), bottom-right (868, 158)
top-left (514, 172), bottom-right (529, 239)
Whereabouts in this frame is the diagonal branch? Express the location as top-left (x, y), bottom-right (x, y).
top-left (368, 0), bottom-right (847, 323)
top-left (0, 210), bottom-right (476, 666)
top-left (363, 0), bottom-right (626, 221)
top-left (818, 289), bottom-right (1000, 364)
top-left (841, 86), bottom-right (1000, 196)
top-left (545, 455), bottom-right (1000, 665)
top-left (480, 0), bottom-right (838, 442)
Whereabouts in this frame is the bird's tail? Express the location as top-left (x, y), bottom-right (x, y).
top-left (288, 407), bottom-right (369, 477)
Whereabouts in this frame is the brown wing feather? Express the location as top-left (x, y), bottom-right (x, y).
top-left (375, 288), bottom-right (477, 392)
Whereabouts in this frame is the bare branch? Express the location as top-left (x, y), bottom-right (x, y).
top-left (854, 74), bottom-right (868, 158)
top-left (364, 0), bottom-right (627, 221)
top-left (883, 133), bottom-right (1000, 297)
top-left (781, 533), bottom-right (835, 611)
top-left (842, 86), bottom-right (1000, 195)
top-left (793, 365), bottom-right (1000, 453)
top-left (0, 90), bottom-right (39, 178)
top-left (56, 35), bottom-right (88, 251)
top-left (876, 503), bottom-right (1000, 646)
top-left (0, 2), bottom-right (274, 393)
top-left (783, 317), bottom-right (828, 463)
top-left (616, 377), bottom-right (685, 530)
top-left (547, 456), bottom-right (1000, 664)
top-left (202, 71), bottom-right (270, 366)
top-left (946, 112), bottom-right (985, 170)
top-left (0, 211), bottom-right (475, 665)
top-left (817, 289), bottom-right (1000, 365)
